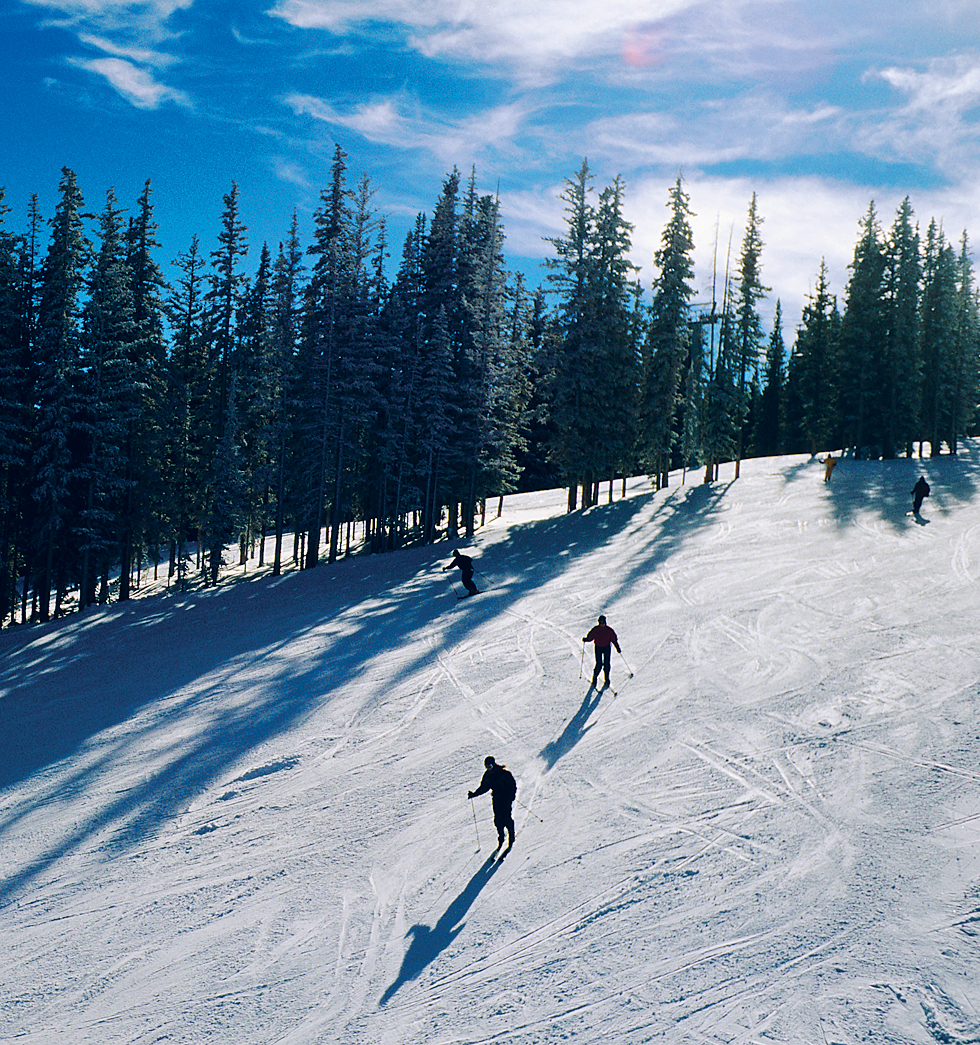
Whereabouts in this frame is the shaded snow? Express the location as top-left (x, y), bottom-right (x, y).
top-left (3, 449), bottom-right (980, 1044)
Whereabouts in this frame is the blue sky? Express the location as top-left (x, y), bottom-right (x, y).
top-left (4, 0), bottom-right (980, 333)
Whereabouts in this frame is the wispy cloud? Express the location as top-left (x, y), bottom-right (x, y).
top-left (285, 92), bottom-right (530, 165)
top-left (866, 53), bottom-right (980, 177)
top-left (77, 32), bottom-right (177, 67)
top-left (69, 56), bottom-right (190, 108)
top-left (21, 0), bottom-right (193, 38)
top-left (270, 0), bottom-right (702, 81)
top-left (21, 0), bottom-right (192, 109)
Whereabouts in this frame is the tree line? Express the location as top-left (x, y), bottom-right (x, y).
top-left (1, 153), bottom-right (977, 624)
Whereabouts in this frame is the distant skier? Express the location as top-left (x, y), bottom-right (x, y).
top-left (912, 475), bottom-right (930, 515)
top-left (822, 455), bottom-right (837, 482)
top-left (582, 614), bottom-right (622, 689)
top-left (468, 756), bottom-right (516, 850)
top-left (442, 548), bottom-right (479, 597)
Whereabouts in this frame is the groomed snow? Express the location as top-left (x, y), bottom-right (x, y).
top-left (3, 449), bottom-right (980, 1044)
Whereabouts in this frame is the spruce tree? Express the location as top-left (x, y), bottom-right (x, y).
top-left (77, 187), bottom-right (136, 607)
top-left (164, 235), bottom-right (212, 588)
top-left (880, 197), bottom-right (921, 458)
top-left (730, 193), bottom-right (769, 476)
top-left (32, 168), bottom-right (90, 621)
top-left (755, 300), bottom-right (785, 456)
top-left (837, 202), bottom-right (887, 456)
top-left (785, 260), bottom-right (840, 455)
top-left (642, 175), bottom-right (696, 487)
top-left (919, 220), bottom-right (960, 455)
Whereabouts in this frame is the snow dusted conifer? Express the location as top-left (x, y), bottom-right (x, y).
top-left (837, 202), bottom-right (887, 456)
top-left (754, 300), bottom-right (785, 457)
top-left (786, 260), bottom-right (840, 456)
top-left (164, 235), bottom-right (212, 588)
top-left (77, 187), bottom-right (137, 607)
top-left (919, 220), bottom-right (960, 456)
top-left (32, 167), bottom-right (90, 621)
top-left (881, 197), bottom-right (922, 459)
top-left (642, 175), bottom-right (696, 488)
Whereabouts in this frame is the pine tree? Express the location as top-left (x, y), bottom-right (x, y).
top-left (642, 175), bottom-right (696, 487)
top-left (122, 179), bottom-right (169, 593)
top-left (837, 202), bottom-right (887, 456)
top-left (201, 184), bottom-right (248, 580)
top-left (164, 235), bottom-right (212, 588)
top-left (32, 168), bottom-right (90, 621)
top-left (270, 215), bottom-right (304, 575)
top-left (755, 300), bottom-right (785, 456)
top-left (546, 160), bottom-right (640, 509)
top-left (949, 233), bottom-right (980, 452)
top-left (919, 220), bottom-right (960, 455)
top-left (880, 197), bottom-right (921, 458)
top-left (0, 188), bottom-right (30, 624)
top-left (77, 187), bottom-right (137, 607)
top-left (729, 193), bottom-right (769, 477)
top-left (785, 260), bottom-right (840, 455)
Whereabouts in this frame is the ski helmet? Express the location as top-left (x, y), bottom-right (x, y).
top-left (484, 756), bottom-right (496, 768)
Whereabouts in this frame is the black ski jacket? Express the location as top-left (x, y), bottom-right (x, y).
top-left (471, 764), bottom-right (517, 804)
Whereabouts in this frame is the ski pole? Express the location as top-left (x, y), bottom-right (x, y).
top-left (579, 641), bottom-right (585, 679)
top-left (617, 649), bottom-right (634, 677)
top-left (470, 798), bottom-right (481, 850)
top-left (516, 797), bottom-right (543, 823)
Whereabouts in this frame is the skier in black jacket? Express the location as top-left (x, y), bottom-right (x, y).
top-left (442, 549), bottom-right (479, 596)
top-left (468, 756), bottom-right (516, 849)
top-left (912, 476), bottom-right (930, 515)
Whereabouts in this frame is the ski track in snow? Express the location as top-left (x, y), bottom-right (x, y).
top-left (4, 451), bottom-right (980, 1043)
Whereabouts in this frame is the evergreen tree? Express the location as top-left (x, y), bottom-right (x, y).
top-left (164, 235), bottom-right (212, 588)
top-left (785, 261), bottom-right (840, 455)
top-left (642, 175), bottom-right (696, 487)
top-left (949, 233), bottom-right (980, 452)
top-left (919, 220), bottom-right (960, 455)
top-left (122, 179), bottom-right (169, 593)
top-left (270, 215), bottom-right (304, 575)
top-left (730, 193), bottom-right (769, 476)
top-left (878, 197), bottom-right (922, 458)
top-left (837, 202), bottom-right (887, 455)
top-left (755, 300), bottom-right (785, 456)
top-left (0, 189), bottom-right (30, 624)
top-left (32, 168), bottom-right (90, 621)
top-left (546, 160), bottom-right (640, 509)
top-left (77, 187), bottom-right (136, 607)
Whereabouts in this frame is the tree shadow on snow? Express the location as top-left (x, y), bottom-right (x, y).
top-left (379, 856), bottom-right (500, 1005)
top-left (821, 448), bottom-right (980, 531)
top-left (539, 685), bottom-right (603, 770)
top-left (0, 471), bottom-right (756, 907)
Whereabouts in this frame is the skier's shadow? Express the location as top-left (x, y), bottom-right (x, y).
top-left (539, 686), bottom-right (603, 770)
top-left (380, 857), bottom-right (500, 1005)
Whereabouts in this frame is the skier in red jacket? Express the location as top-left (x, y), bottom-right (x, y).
top-left (583, 615), bottom-right (621, 689)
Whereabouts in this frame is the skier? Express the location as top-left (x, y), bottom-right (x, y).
top-left (468, 756), bottom-right (516, 850)
top-left (442, 548), bottom-right (479, 597)
top-left (822, 455), bottom-right (837, 482)
top-left (911, 475), bottom-right (930, 515)
top-left (582, 614), bottom-right (622, 689)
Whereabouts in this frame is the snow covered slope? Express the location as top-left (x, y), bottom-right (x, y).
top-left (3, 449), bottom-right (980, 1044)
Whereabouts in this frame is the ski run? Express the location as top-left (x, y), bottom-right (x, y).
top-left (3, 448), bottom-right (980, 1044)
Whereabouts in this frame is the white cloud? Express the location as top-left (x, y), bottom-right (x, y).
top-left (69, 56), bottom-right (190, 108)
top-left (78, 32), bottom-right (177, 66)
top-left (285, 92), bottom-right (530, 165)
top-left (866, 54), bottom-right (980, 178)
top-left (21, 0), bottom-right (193, 37)
top-left (270, 0), bottom-right (700, 81)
